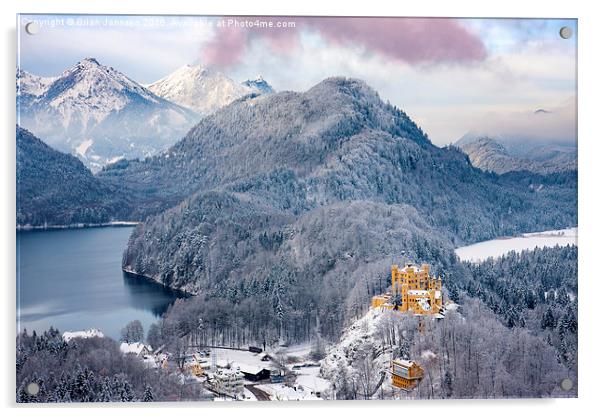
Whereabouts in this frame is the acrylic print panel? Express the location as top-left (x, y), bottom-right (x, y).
top-left (16, 14), bottom-right (577, 402)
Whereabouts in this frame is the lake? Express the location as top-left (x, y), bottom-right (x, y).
top-left (16, 226), bottom-right (185, 339)
top-left (455, 227), bottom-right (578, 262)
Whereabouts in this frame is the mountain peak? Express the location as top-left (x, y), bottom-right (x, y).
top-left (308, 76), bottom-right (375, 99)
top-left (148, 65), bottom-right (269, 115)
top-left (242, 76), bottom-right (274, 94)
top-left (534, 108), bottom-right (552, 115)
top-left (77, 57), bottom-right (102, 68)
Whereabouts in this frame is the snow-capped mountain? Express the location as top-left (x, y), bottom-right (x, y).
top-left (17, 58), bottom-right (199, 171)
top-left (17, 69), bottom-right (56, 97)
top-left (147, 64), bottom-right (273, 116)
top-left (242, 76), bottom-right (274, 94)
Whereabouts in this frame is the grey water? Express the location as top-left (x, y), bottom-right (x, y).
top-left (16, 226), bottom-right (185, 340)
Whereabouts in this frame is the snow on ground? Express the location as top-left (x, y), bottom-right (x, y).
top-left (278, 341), bottom-right (312, 358)
top-left (320, 308), bottom-right (393, 396)
top-left (62, 328), bottom-right (104, 342)
top-left (455, 227), bottom-right (577, 262)
top-left (295, 365), bottom-right (330, 393)
top-left (213, 349), bottom-right (273, 373)
top-left (75, 138), bottom-right (93, 157)
top-left (255, 383), bottom-right (322, 401)
top-left (242, 387), bottom-right (258, 401)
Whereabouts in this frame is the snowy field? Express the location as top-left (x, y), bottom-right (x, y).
top-left (455, 227), bottom-right (577, 262)
top-left (295, 365), bottom-right (330, 393)
top-left (255, 383), bottom-right (322, 401)
top-left (212, 348), bottom-right (269, 373)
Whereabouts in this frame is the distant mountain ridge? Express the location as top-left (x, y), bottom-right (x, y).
top-left (17, 58), bottom-right (199, 171)
top-left (147, 64), bottom-right (274, 115)
top-left (457, 135), bottom-right (576, 175)
top-left (242, 76), bottom-right (274, 94)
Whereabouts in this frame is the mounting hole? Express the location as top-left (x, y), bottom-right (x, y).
top-left (560, 378), bottom-right (573, 391)
top-left (559, 26), bottom-right (573, 39)
top-left (26, 382), bottom-right (40, 396)
top-left (25, 21), bottom-right (40, 35)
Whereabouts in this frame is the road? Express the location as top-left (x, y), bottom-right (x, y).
top-left (246, 384), bottom-right (271, 401)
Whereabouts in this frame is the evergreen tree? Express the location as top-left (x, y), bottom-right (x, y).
top-left (98, 377), bottom-right (113, 402)
top-left (142, 385), bottom-right (154, 402)
top-left (541, 307), bottom-right (556, 330)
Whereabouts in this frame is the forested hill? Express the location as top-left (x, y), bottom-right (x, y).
top-left (119, 77), bottom-right (576, 342)
top-left (16, 126), bottom-right (130, 226)
top-left (99, 77), bottom-right (430, 216)
top-left (103, 77), bottom-right (576, 244)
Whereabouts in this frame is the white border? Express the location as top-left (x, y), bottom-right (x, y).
top-left (2, 0), bottom-right (600, 415)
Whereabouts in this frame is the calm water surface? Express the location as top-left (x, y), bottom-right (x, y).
top-left (16, 226), bottom-right (184, 339)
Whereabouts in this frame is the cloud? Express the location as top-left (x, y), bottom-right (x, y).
top-left (201, 17), bottom-right (487, 68)
top-left (467, 98), bottom-right (577, 143)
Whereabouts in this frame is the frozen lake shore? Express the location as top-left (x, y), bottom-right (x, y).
top-left (455, 227), bottom-right (577, 262)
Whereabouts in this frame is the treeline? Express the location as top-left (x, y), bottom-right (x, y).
top-left (450, 245), bottom-right (578, 371)
top-left (16, 328), bottom-right (203, 403)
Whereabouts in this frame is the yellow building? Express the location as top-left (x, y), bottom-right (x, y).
top-left (371, 263), bottom-right (443, 315)
top-left (391, 359), bottom-right (423, 390)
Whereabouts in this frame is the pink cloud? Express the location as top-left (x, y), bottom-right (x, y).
top-left (201, 17), bottom-right (487, 68)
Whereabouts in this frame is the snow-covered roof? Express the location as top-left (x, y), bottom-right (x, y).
top-left (401, 264), bottom-right (421, 273)
top-left (392, 359), bottom-right (415, 367)
top-left (408, 290), bottom-right (429, 296)
top-left (237, 363), bottom-right (269, 375)
top-left (119, 342), bottom-right (152, 355)
top-left (62, 328), bottom-right (104, 342)
top-left (215, 368), bottom-right (244, 380)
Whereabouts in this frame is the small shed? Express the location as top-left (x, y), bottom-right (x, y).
top-left (238, 364), bottom-right (271, 382)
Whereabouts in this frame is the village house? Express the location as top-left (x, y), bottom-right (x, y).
top-left (391, 359), bottom-right (424, 390)
top-left (237, 364), bottom-right (271, 382)
top-left (119, 341), bottom-right (153, 357)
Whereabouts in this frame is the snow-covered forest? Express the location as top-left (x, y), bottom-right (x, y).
top-left (16, 327), bottom-right (204, 402)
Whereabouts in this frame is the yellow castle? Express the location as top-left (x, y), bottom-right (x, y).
top-left (371, 263), bottom-right (443, 315)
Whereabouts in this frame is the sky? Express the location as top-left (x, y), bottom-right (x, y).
top-left (17, 14), bottom-right (577, 146)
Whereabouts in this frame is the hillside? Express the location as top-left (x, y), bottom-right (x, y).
top-left (17, 58), bottom-right (198, 171)
top-left (114, 77), bottom-right (576, 344)
top-left (105, 77), bottom-right (576, 242)
top-left (16, 126), bottom-right (130, 226)
top-left (457, 136), bottom-right (576, 175)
